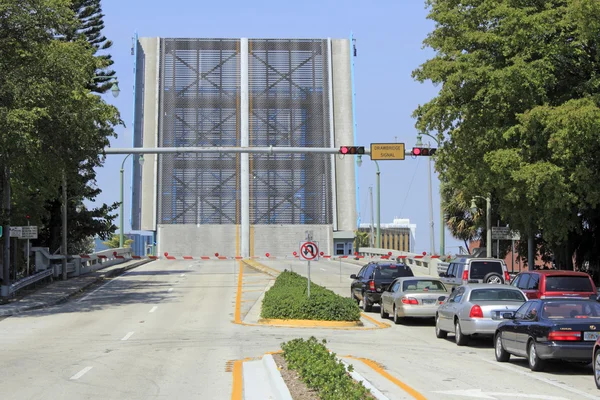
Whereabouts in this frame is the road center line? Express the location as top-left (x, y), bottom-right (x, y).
top-left (479, 357), bottom-right (600, 400)
top-left (70, 366), bottom-right (93, 380)
top-left (320, 268), bottom-right (326, 271)
top-left (149, 306), bottom-right (158, 313)
top-left (180, 273), bottom-right (185, 277)
top-left (168, 288), bottom-right (173, 292)
top-left (121, 331), bottom-right (135, 341)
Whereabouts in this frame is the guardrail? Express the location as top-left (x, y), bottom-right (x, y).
top-left (8, 269), bottom-right (54, 295)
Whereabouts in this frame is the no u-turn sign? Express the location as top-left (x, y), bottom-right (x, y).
top-left (299, 241), bottom-right (319, 261)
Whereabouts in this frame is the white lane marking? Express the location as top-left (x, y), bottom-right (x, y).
top-left (479, 357), bottom-right (600, 400)
top-left (77, 270), bottom-right (135, 303)
top-left (434, 388), bottom-right (569, 399)
top-left (121, 331), bottom-right (135, 341)
top-left (320, 268), bottom-right (326, 271)
top-left (168, 288), bottom-right (173, 292)
top-left (149, 306), bottom-right (158, 313)
top-left (70, 366), bottom-right (93, 380)
top-left (180, 273), bottom-right (185, 277)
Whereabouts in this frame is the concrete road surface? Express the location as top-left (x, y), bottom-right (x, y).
top-left (0, 258), bottom-right (598, 400)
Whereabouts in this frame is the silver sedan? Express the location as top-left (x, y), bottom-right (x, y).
top-left (435, 284), bottom-right (527, 346)
top-left (380, 277), bottom-right (449, 324)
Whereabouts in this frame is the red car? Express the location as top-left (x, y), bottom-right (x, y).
top-left (510, 270), bottom-right (597, 300)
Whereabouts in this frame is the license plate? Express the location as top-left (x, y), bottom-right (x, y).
top-left (422, 299), bottom-right (436, 305)
top-left (584, 332), bottom-right (600, 341)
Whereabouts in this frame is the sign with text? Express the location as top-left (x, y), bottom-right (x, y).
top-left (492, 227), bottom-right (521, 241)
top-left (9, 226), bottom-right (22, 238)
top-left (370, 143), bottom-right (405, 160)
top-left (20, 226), bottom-right (38, 240)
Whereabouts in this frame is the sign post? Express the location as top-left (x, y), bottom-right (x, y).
top-left (300, 231), bottom-right (318, 298)
top-left (20, 223), bottom-right (37, 276)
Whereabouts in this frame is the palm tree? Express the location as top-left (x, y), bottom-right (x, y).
top-left (103, 234), bottom-right (133, 249)
top-left (354, 230), bottom-right (371, 251)
top-left (442, 183), bottom-right (482, 253)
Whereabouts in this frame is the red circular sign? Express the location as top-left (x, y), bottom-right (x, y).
top-left (388, 252), bottom-right (392, 256)
top-left (422, 251), bottom-right (427, 256)
top-left (266, 253), bottom-right (270, 257)
top-left (300, 242), bottom-right (319, 260)
top-left (215, 252), bottom-right (219, 257)
top-left (320, 251), bottom-right (324, 256)
top-left (293, 251), bottom-right (297, 256)
top-left (164, 252), bottom-right (169, 257)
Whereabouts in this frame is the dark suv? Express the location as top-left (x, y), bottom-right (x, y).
top-left (350, 262), bottom-right (414, 312)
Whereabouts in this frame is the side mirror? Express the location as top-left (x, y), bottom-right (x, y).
top-left (438, 296), bottom-right (446, 302)
top-left (502, 312), bottom-right (515, 320)
top-left (350, 274), bottom-right (357, 279)
top-left (439, 272), bottom-right (446, 278)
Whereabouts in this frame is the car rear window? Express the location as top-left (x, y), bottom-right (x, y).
top-left (542, 301), bottom-right (600, 319)
top-left (375, 265), bottom-right (413, 280)
top-left (402, 280), bottom-right (446, 292)
top-left (545, 276), bottom-right (593, 292)
top-left (469, 261), bottom-right (503, 279)
top-left (469, 289), bottom-right (526, 302)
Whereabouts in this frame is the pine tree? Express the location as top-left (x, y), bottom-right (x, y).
top-left (69, 0), bottom-right (115, 93)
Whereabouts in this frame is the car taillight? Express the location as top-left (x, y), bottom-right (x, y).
top-left (504, 271), bottom-right (510, 282)
top-left (369, 281), bottom-right (375, 291)
top-left (469, 304), bottom-right (483, 318)
top-left (462, 270), bottom-right (469, 281)
top-left (401, 297), bottom-right (418, 305)
top-left (548, 331), bottom-right (581, 341)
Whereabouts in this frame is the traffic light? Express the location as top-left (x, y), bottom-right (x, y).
top-left (339, 146), bottom-right (365, 155)
top-left (411, 147), bottom-right (437, 156)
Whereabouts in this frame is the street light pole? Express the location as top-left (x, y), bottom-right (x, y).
top-left (375, 160), bottom-right (381, 248)
top-left (120, 154), bottom-right (144, 248)
top-left (62, 170), bottom-right (68, 280)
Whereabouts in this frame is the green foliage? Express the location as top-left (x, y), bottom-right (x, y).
top-left (261, 271), bottom-right (361, 321)
top-left (103, 234), bottom-right (133, 249)
top-left (281, 337), bottom-right (372, 400)
top-left (354, 230), bottom-right (371, 250)
top-left (413, 0), bottom-right (600, 268)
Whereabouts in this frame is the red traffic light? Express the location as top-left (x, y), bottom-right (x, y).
top-left (340, 146), bottom-right (349, 154)
top-left (412, 147), bottom-right (422, 156)
top-left (412, 147), bottom-right (437, 156)
top-left (25, 215), bottom-right (30, 219)
top-left (339, 146), bottom-right (365, 155)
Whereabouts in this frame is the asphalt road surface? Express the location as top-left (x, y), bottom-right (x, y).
top-left (0, 258), bottom-right (598, 400)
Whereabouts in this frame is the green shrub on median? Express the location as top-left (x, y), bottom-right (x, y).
top-left (281, 337), bottom-right (373, 400)
top-left (261, 270), bottom-right (361, 321)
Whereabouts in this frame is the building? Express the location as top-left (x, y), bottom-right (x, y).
top-left (130, 37), bottom-right (358, 257)
top-left (359, 218), bottom-right (416, 253)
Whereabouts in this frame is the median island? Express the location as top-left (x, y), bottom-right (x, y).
top-left (260, 271), bottom-right (361, 325)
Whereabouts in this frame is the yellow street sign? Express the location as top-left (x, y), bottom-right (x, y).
top-left (370, 143), bottom-right (405, 160)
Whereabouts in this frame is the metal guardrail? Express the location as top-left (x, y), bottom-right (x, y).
top-left (9, 268), bottom-right (54, 295)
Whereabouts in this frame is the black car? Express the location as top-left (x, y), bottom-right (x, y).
top-left (494, 298), bottom-right (600, 371)
top-left (350, 262), bottom-right (414, 312)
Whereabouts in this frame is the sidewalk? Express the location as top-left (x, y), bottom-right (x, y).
top-left (0, 259), bottom-right (153, 317)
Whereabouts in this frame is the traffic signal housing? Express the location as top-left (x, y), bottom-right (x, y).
top-left (339, 146), bottom-right (365, 155)
top-left (411, 147), bottom-right (437, 156)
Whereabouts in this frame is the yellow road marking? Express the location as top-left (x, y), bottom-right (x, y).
top-left (346, 356), bottom-right (427, 400)
top-left (230, 360), bottom-right (243, 400)
top-left (234, 261), bottom-right (243, 324)
top-left (361, 313), bottom-right (391, 328)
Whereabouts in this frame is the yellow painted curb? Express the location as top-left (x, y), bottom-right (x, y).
top-left (258, 318), bottom-right (363, 328)
top-left (242, 259), bottom-right (280, 277)
top-left (361, 313), bottom-right (391, 329)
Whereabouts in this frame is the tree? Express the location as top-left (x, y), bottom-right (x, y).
top-left (412, 0), bottom-right (600, 269)
top-left (354, 230), bottom-right (370, 251)
top-left (442, 184), bottom-right (478, 253)
top-left (103, 234), bottom-right (133, 249)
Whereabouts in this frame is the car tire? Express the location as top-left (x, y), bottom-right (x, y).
top-left (393, 306), bottom-right (403, 325)
top-left (435, 314), bottom-right (447, 339)
top-left (594, 350), bottom-right (600, 389)
top-left (483, 272), bottom-right (504, 284)
top-left (351, 290), bottom-right (359, 305)
top-left (380, 303), bottom-right (389, 319)
top-left (495, 333), bottom-right (510, 362)
top-left (527, 340), bottom-right (545, 372)
top-left (455, 320), bottom-right (469, 346)
top-left (362, 296), bottom-right (372, 312)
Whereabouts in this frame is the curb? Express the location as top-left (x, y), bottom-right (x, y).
top-left (0, 259), bottom-right (152, 317)
top-left (242, 279), bottom-right (274, 325)
top-left (336, 355), bottom-right (390, 400)
top-left (258, 318), bottom-right (363, 328)
top-left (242, 259), bottom-right (280, 277)
top-left (262, 354), bottom-right (293, 400)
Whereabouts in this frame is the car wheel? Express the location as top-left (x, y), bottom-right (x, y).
top-left (351, 290), bottom-right (359, 305)
top-left (594, 350), bottom-right (600, 389)
top-left (380, 302), bottom-right (389, 319)
top-left (484, 272), bottom-right (504, 284)
top-left (435, 314), bottom-right (447, 339)
top-left (495, 333), bottom-right (510, 362)
top-left (362, 296), bottom-right (372, 312)
top-left (393, 306), bottom-right (403, 325)
top-left (455, 320), bottom-right (469, 346)
top-left (527, 340), bottom-right (545, 371)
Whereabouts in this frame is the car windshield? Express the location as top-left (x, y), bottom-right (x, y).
top-left (542, 301), bottom-right (600, 319)
top-left (469, 288), bottom-right (526, 302)
top-left (545, 276), bottom-right (593, 292)
top-left (402, 279), bottom-right (446, 292)
top-left (469, 261), bottom-right (503, 279)
top-left (375, 265), bottom-right (413, 279)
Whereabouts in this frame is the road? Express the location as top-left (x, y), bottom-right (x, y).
top-left (0, 258), bottom-right (598, 400)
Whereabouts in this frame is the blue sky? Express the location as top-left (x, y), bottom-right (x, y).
top-left (95, 0), bottom-right (464, 255)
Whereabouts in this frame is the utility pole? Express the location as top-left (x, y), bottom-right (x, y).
top-left (428, 143), bottom-right (435, 254)
top-left (375, 161), bottom-right (381, 248)
top-left (62, 171), bottom-right (68, 280)
top-left (1, 165), bottom-right (11, 300)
